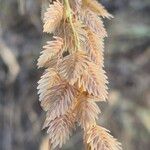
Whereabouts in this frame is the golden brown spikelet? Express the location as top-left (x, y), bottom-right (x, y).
top-left (40, 81), bottom-right (78, 113)
top-left (75, 93), bottom-right (101, 129)
top-left (38, 0), bottom-right (122, 149)
top-left (46, 113), bottom-right (75, 149)
top-left (58, 51), bottom-right (91, 85)
top-left (85, 29), bottom-right (104, 66)
top-left (82, 0), bottom-right (113, 19)
top-left (85, 125), bottom-right (122, 150)
top-left (55, 22), bottom-right (75, 51)
top-left (43, 0), bottom-right (63, 33)
top-left (77, 63), bottom-right (108, 100)
top-left (37, 68), bottom-right (61, 101)
top-left (37, 37), bottom-right (63, 68)
top-left (79, 9), bottom-right (107, 38)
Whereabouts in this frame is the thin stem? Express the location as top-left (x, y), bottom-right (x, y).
top-left (64, 0), bottom-right (80, 51)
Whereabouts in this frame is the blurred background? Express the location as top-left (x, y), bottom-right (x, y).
top-left (0, 0), bottom-right (150, 150)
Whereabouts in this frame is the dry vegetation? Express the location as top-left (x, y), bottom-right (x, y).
top-left (0, 0), bottom-right (150, 150)
top-left (37, 0), bottom-right (121, 149)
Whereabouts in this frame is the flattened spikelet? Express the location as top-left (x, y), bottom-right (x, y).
top-left (82, 0), bottom-right (113, 19)
top-left (78, 63), bottom-right (108, 100)
top-left (80, 10), bottom-right (107, 38)
top-left (46, 113), bottom-right (75, 149)
top-left (76, 94), bottom-right (101, 129)
top-left (37, 68), bottom-right (61, 102)
top-left (58, 51), bottom-right (90, 85)
top-left (43, 0), bottom-right (63, 33)
top-left (85, 29), bottom-right (104, 65)
top-left (37, 37), bottom-right (63, 68)
top-left (85, 125), bottom-right (122, 150)
top-left (40, 81), bottom-right (78, 114)
top-left (55, 22), bottom-right (75, 52)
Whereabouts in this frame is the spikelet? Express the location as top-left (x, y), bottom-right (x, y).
top-left (79, 9), bottom-right (107, 38)
top-left (37, 68), bottom-right (61, 102)
top-left (82, 0), bottom-right (113, 19)
top-left (43, 0), bottom-right (63, 33)
top-left (58, 51), bottom-right (90, 85)
top-left (75, 93), bottom-right (101, 129)
top-left (38, 0), bottom-right (122, 149)
top-left (37, 37), bottom-right (63, 68)
top-left (40, 81), bottom-right (78, 113)
top-left (46, 113), bottom-right (75, 149)
top-left (85, 125), bottom-right (122, 150)
top-left (77, 62), bottom-right (108, 100)
top-left (84, 29), bottom-right (104, 66)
